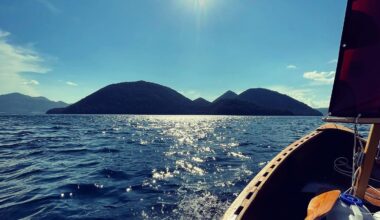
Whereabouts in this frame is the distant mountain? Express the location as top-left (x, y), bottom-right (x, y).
top-left (213, 90), bottom-right (238, 103)
top-left (237, 88), bottom-right (321, 116)
top-left (47, 81), bottom-right (322, 116)
top-left (316, 108), bottom-right (328, 116)
top-left (193, 98), bottom-right (211, 107)
top-left (209, 99), bottom-right (292, 115)
top-left (47, 81), bottom-right (194, 114)
top-left (191, 98), bottom-right (211, 114)
top-left (0, 93), bottom-right (68, 114)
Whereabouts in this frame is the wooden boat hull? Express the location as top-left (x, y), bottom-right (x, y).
top-left (223, 123), bottom-right (380, 220)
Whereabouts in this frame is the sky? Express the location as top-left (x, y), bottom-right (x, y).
top-left (0, 0), bottom-right (347, 107)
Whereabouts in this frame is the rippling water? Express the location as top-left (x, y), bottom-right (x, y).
top-left (1, 115), bottom-right (361, 219)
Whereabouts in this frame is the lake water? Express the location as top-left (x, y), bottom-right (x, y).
top-left (0, 115), bottom-right (368, 219)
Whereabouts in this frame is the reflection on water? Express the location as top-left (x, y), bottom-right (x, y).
top-left (0, 115), bottom-right (343, 219)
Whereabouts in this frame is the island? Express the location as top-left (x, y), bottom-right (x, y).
top-left (47, 81), bottom-right (322, 116)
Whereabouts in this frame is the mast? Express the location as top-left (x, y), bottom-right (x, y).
top-left (325, 0), bottom-right (380, 199)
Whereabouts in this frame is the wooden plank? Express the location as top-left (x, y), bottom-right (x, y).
top-left (365, 187), bottom-right (380, 207)
top-left (355, 124), bottom-right (380, 198)
top-left (317, 123), bottom-right (354, 132)
top-left (324, 117), bottom-right (380, 124)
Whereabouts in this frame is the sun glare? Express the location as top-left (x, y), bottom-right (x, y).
top-left (198, 0), bottom-right (207, 8)
top-left (183, 0), bottom-right (213, 11)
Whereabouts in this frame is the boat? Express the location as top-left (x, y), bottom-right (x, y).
top-left (223, 0), bottom-right (380, 219)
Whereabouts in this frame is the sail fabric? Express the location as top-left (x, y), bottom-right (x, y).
top-left (329, 0), bottom-right (380, 118)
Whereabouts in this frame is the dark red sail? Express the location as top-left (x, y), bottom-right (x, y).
top-left (329, 0), bottom-right (380, 118)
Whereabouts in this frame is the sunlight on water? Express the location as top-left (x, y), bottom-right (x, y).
top-left (152, 168), bottom-right (174, 180)
top-left (0, 115), bottom-right (328, 219)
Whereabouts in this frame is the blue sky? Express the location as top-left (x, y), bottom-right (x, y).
top-left (0, 0), bottom-right (347, 107)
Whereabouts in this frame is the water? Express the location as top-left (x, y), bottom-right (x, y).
top-left (0, 115), bottom-right (364, 219)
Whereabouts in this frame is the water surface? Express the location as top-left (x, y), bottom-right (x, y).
top-left (1, 115), bottom-right (358, 219)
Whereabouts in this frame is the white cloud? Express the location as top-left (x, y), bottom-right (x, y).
top-left (303, 71), bottom-right (335, 85)
top-left (286, 65), bottom-right (297, 69)
top-left (328, 59), bottom-right (338, 64)
top-left (66, 81), bottom-right (78, 86)
top-left (23, 79), bottom-right (40, 85)
top-left (268, 85), bottom-right (329, 108)
top-left (0, 29), bottom-right (49, 96)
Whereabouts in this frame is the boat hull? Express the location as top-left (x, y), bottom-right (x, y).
top-left (223, 123), bottom-right (379, 220)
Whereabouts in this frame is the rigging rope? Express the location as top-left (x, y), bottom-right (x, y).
top-left (350, 114), bottom-right (362, 195)
top-left (333, 114), bottom-right (380, 199)
top-left (334, 157), bottom-right (380, 184)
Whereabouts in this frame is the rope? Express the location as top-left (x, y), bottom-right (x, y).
top-left (334, 157), bottom-right (380, 184)
top-left (331, 114), bottom-right (380, 218)
top-left (350, 114), bottom-right (362, 194)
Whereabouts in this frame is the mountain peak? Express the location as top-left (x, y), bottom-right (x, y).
top-left (193, 97), bottom-right (211, 106)
top-left (193, 97), bottom-right (209, 102)
top-left (224, 90), bottom-right (238, 96)
top-left (213, 90), bottom-right (238, 103)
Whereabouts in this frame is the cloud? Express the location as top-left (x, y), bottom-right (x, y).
top-left (0, 31), bottom-right (10, 38)
top-left (66, 81), bottom-right (78, 86)
top-left (23, 79), bottom-right (40, 85)
top-left (268, 85), bottom-right (330, 108)
top-left (286, 65), bottom-right (297, 69)
top-left (328, 59), bottom-right (338, 64)
top-left (0, 29), bottom-right (49, 96)
top-left (303, 71), bottom-right (335, 85)
top-left (36, 0), bottom-right (61, 14)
